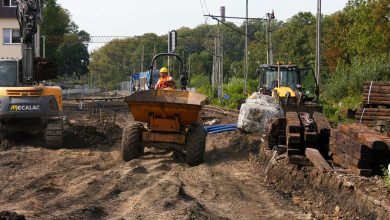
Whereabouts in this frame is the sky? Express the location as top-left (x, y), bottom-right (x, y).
top-left (56, 0), bottom-right (349, 50)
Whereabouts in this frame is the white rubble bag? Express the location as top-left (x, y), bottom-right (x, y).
top-left (237, 92), bottom-right (283, 133)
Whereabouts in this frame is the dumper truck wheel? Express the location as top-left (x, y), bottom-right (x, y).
top-left (121, 122), bottom-right (145, 161)
top-left (45, 119), bottom-right (64, 149)
top-left (186, 124), bottom-right (206, 166)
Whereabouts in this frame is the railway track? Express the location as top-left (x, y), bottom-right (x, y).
top-left (203, 105), bottom-right (240, 116)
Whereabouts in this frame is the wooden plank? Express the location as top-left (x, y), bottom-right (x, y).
top-left (289, 155), bottom-right (312, 166)
top-left (363, 101), bottom-right (390, 106)
top-left (363, 81), bottom-right (390, 86)
top-left (286, 112), bottom-right (301, 133)
top-left (331, 129), bottom-right (372, 153)
top-left (330, 145), bottom-right (373, 162)
top-left (338, 124), bottom-right (389, 150)
top-left (363, 93), bottom-right (390, 98)
top-left (363, 87), bottom-right (390, 93)
top-left (305, 148), bottom-right (333, 172)
top-left (304, 131), bottom-right (318, 142)
top-left (364, 97), bottom-right (390, 102)
top-left (357, 108), bottom-right (390, 113)
top-left (348, 166), bottom-right (373, 177)
top-left (313, 112), bottom-right (331, 155)
top-left (287, 148), bottom-right (302, 156)
top-left (332, 154), bottom-right (349, 169)
top-left (278, 135), bottom-right (286, 145)
top-left (287, 132), bottom-right (301, 144)
top-left (335, 151), bottom-right (371, 169)
top-left (355, 111), bottom-right (390, 117)
top-left (357, 133), bottom-right (389, 151)
top-left (355, 116), bottom-right (390, 121)
top-left (313, 112), bottom-right (331, 133)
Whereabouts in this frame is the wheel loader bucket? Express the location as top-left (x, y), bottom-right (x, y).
top-left (125, 90), bottom-right (209, 126)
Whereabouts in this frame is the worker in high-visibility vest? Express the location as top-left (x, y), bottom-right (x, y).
top-left (155, 67), bottom-right (176, 89)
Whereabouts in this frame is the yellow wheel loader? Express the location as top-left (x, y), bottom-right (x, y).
top-left (258, 63), bottom-right (321, 114)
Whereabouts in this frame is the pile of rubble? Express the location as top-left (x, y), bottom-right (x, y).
top-left (237, 92), bottom-right (283, 133)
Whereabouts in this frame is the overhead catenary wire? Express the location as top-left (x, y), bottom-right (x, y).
top-left (203, 14), bottom-right (267, 44)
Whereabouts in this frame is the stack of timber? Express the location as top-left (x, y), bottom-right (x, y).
top-left (286, 112), bottom-right (303, 156)
top-left (313, 112), bottom-right (332, 155)
top-left (267, 112), bottom-right (332, 166)
top-left (284, 111), bottom-right (332, 165)
top-left (266, 117), bottom-right (286, 149)
top-left (356, 81), bottom-right (390, 126)
top-left (330, 123), bottom-right (390, 176)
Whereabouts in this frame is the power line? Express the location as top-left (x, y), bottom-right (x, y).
top-left (199, 0), bottom-right (206, 15)
top-left (203, 0), bottom-right (210, 15)
top-left (204, 14), bottom-right (266, 44)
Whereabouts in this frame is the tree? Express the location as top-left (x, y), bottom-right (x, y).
top-left (41, 0), bottom-right (90, 78)
top-left (41, 0), bottom-right (70, 60)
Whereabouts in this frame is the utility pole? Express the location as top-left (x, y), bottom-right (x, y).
top-left (212, 6), bottom-right (225, 100)
top-left (316, 0), bottom-right (321, 88)
top-left (218, 35), bottom-right (224, 99)
top-left (265, 11), bottom-right (275, 65)
top-left (244, 0), bottom-right (249, 95)
top-left (153, 45), bottom-right (157, 69)
top-left (188, 53), bottom-right (191, 88)
top-left (141, 44), bottom-right (145, 72)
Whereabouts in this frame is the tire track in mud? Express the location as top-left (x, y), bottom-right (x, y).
top-left (0, 110), bottom-right (311, 219)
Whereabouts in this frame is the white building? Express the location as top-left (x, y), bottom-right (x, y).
top-left (0, 0), bottom-right (22, 59)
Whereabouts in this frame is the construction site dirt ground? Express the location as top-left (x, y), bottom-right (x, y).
top-left (0, 101), bottom-right (389, 220)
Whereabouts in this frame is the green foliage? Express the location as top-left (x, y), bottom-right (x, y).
top-left (194, 76), bottom-right (258, 109)
top-left (41, 0), bottom-right (90, 78)
top-left (272, 12), bottom-right (316, 68)
top-left (42, 0), bottom-right (70, 59)
top-left (382, 166), bottom-right (390, 188)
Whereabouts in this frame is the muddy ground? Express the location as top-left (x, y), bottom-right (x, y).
top-left (0, 101), bottom-right (388, 219)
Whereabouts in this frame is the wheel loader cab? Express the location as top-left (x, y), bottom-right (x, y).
top-left (258, 63), bottom-right (321, 113)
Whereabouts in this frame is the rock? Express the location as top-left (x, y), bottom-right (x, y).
top-left (334, 206), bottom-right (341, 215)
top-left (204, 119), bottom-right (220, 126)
top-left (237, 92), bottom-right (283, 133)
top-left (0, 139), bottom-right (10, 151)
top-left (0, 211), bottom-right (26, 220)
top-left (373, 200), bottom-right (381, 206)
top-left (342, 181), bottom-right (354, 189)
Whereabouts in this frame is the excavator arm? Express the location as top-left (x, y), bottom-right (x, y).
top-left (14, 0), bottom-right (55, 84)
top-left (16, 0), bottom-right (41, 44)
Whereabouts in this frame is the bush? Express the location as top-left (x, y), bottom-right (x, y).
top-left (383, 166), bottom-right (390, 188)
top-left (194, 76), bottom-right (259, 109)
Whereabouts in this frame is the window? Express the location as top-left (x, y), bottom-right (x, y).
top-left (2, 0), bottom-right (16, 7)
top-left (3, 29), bottom-right (21, 44)
top-left (280, 69), bottom-right (299, 89)
top-left (0, 60), bottom-right (18, 87)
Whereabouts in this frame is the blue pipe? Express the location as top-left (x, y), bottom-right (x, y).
top-left (206, 126), bottom-right (237, 132)
top-left (204, 124), bottom-right (237, 134)
top-left (204, 124), bottom-right (237, 133)
top-left (204, 124), bottom-right (236, 130)
top-left (208, 127), bottom-right (237, 134)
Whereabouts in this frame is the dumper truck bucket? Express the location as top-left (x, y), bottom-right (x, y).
top-left (125, 90), bottom-right (208, 126)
